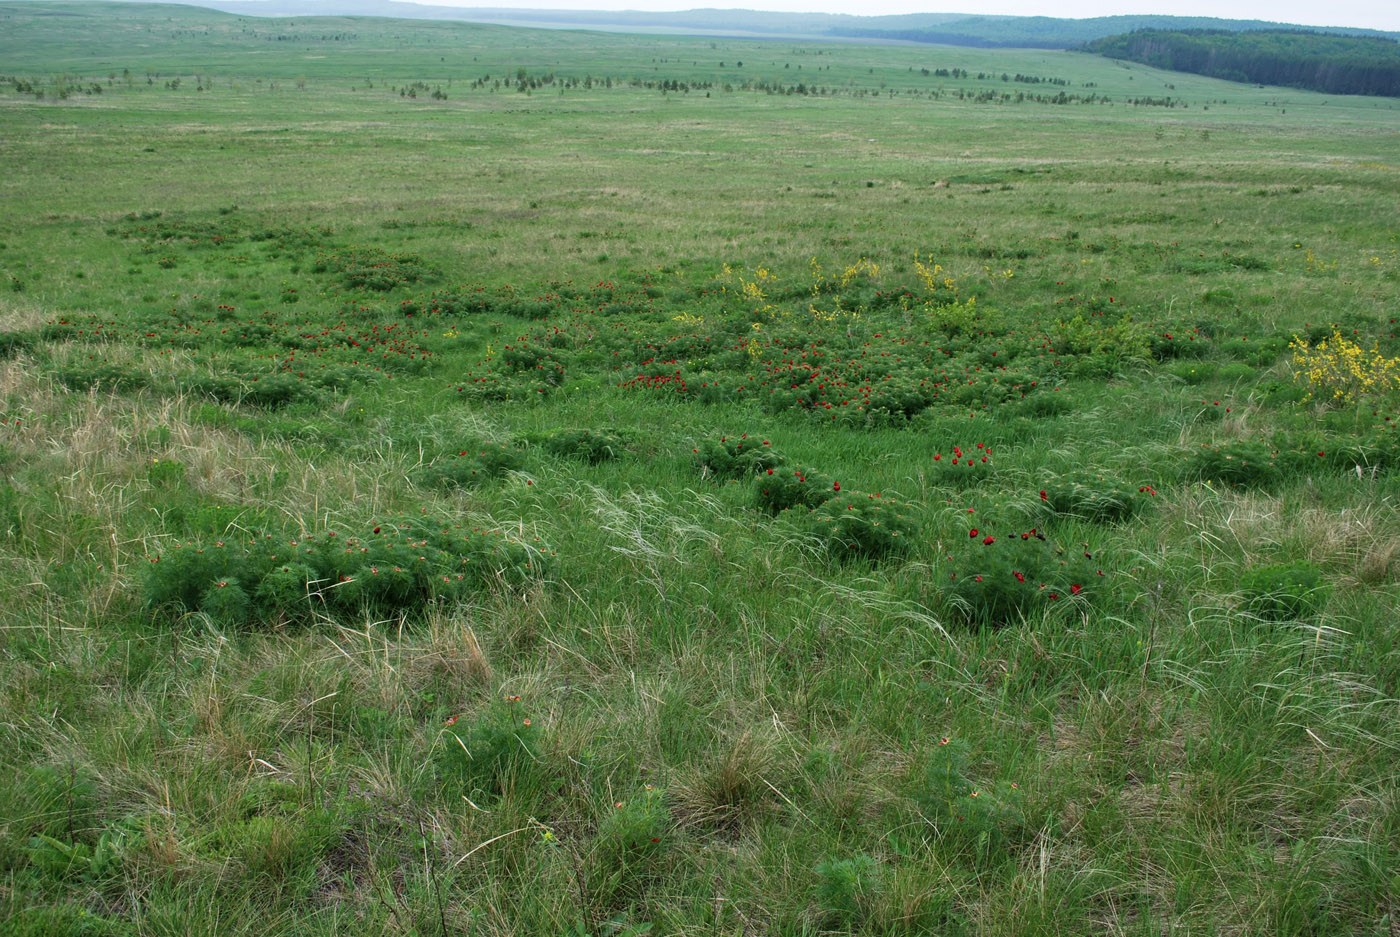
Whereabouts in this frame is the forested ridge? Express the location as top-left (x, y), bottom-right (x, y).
top-left (1087, 29), bottom-right (1400, 96)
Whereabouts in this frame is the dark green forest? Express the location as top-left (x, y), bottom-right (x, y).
top-left (1087, 29), bottom-right (1400, 96)
top-left (826, 15), bottom-right (1384, 50)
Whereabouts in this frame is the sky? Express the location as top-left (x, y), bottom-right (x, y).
top-left (408, 0), bottom-right (1400, 32)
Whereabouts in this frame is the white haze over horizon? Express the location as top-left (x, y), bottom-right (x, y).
top-left (408, 0), bottom-right (1400, 33)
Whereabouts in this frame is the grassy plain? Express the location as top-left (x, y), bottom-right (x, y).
top-left (1, 3), bottom-right (1399, 935)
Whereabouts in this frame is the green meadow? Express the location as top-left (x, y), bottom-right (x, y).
top-left (1, 3), bottom-right (1398, 934)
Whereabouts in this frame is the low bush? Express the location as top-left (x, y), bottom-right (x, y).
top-left (1039, 471), bottom-right (1156, 523)
top-left (911, 737), bottom-right (1027, 864)
top-left (539, 427), bottom-right (631, 464)
top-left (813, 854), bottom-right (884, 929)
top-left (940, 505), bottom-right (1104, 625)
top-left (929, 443), bottom-right (995, 487)
top-left (752, 464), bottom-right (836, 514)
top-left (692, 433), bottom-right (785, 481)
top-left (418, 442), bottom-right (527, 490)
top-left (143, 515), bottom-right (555, 626)
top-left (1185, 440), bottom-right (1282, 488)
top-left (436, 697), bottom-right (545, 805)
top-left (1238, 561), bottom-right (1329, 621)
top-left (808, 491), bottom-right (915, 561)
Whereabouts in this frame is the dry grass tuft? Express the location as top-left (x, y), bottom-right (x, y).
top-left (673, 727), bottom-right (789, 835)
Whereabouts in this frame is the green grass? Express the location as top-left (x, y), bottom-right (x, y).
top-left (1, 3), bottom-right (1398, 935)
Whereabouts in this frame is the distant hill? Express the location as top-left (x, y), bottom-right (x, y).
top-left (153, 1), bottom-right (1400, 48)
top-left (1087, 29), bottom-right (1400, 96)
top-left (826, 14), bottom-right (1396, 49)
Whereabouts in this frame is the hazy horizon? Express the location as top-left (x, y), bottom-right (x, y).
top-left (404, 0), bottom-right (1400, 33)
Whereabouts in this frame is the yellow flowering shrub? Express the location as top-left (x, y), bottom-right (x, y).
top-left (1290, 330), bottom-right (1400, 404)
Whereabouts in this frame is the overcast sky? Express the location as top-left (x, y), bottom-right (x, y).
top-left (410, 0), bottom-right (1400, 32)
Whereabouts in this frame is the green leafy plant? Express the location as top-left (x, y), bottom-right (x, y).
top-left (912, 737), bottom-right (1026, 864)
top-left (584, 786), bottom-right (672, 913)
top-left (1039, 470), bottom-right (1155, 523)
top-left (143, 515), bottom-right (555, 626)
top-left (808, 490), bottom-right (915, 561)
top-left (540, 427), bottom-right (631, 464)
top-left (436, 697), bottom-right (544, 805)
top-left (27, 820), bottom-right (142, 884)
top-left (813, 854), bottom-right (884, 929)
top-left (313, 246), bottom-right (432, 291)
top-left (692, 433), bottom-right (785, 481)
top-left (1239, 562), bottom-right (1330, 621)
top-left (751, 464), bottom-right (836, 514)
top-left (418, 441), bottom-right (527, 490)
top-left (941, 503), bottom-right (1103, 625)
top-left (1186, 440), bottom-right (1282, 488)
top-left (929, 443), bottom-right (995, 487)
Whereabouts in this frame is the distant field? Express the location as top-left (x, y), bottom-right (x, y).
top-left (1, 4), bottom-right (1398, 935)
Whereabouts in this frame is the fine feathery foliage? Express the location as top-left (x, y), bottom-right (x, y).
top-left (143, 515), bottom-right (555, 625)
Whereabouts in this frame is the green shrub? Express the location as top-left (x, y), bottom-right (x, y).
top-left (540, 428), bottom-right (631, 464)
top-left (0, 330), bottom-right (36, 358)
top-left (1166, 360), bottom-right (1216, 385)
top-left (751, 464), bottom-right (836, 514)
top-left (1055, 313), bottom-right (1151, 376)
top-left (693, 433), bottom-right (785, 481)
top-left (929, 443), bottom-right (995, 488)
top-left (1185, 440), bottom-right (1282, 488)
top-left (1239, 562), bottom-right (1330, 621)
top-left (1039, 471), bottom-right (1155, 524)
top-left (145, 457), bottom-right (186, 489)
top-left (808, 491), bottom-right (915, 561)
top-left (584, 786), bottom-right (672, 913)
top-left (437, 698), bottom-right (545, 805)
top-left (941, 506), bottom-right (1103, 625)
top-left (455, 371), bottom-right (554, 402)
top-left (912, 737), bottom-right (1026, 864)
top-left (813, 854), bottom-right (884, 929)
top-left (253, 562), bottom-right (322, 622)
top-left (199, 577), bottom-right (253, 627)
top-left (53, 363), bottom-right (147, 393)
top-left (143, 515), bottom-right (555, 626)
top-left (313, 247), bottom-right (432, 291)
top-left (419, 442), bottom-right (527, 490)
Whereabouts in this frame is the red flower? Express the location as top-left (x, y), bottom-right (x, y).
top-left (982, 535), bottom-right (996, 545)
top-left (1040, 489), bottom-right (1048, 501)
top-left (1070, 583), bottom-right (1083, 596)
top-left (933, 453), bottom-right (942, 461)
top-left (1013, 571), bottom-right (1026, 583)
top-left (969, 528), bottom-right (979, 538)
top-left (833, 482), bottom-right (841, 492)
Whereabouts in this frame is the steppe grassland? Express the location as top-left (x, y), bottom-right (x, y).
top-left (1, 4), bottom-right (1398, 934)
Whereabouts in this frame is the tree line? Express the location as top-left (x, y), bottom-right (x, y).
top-left (1086, 29), bottom-right (1400, 97)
